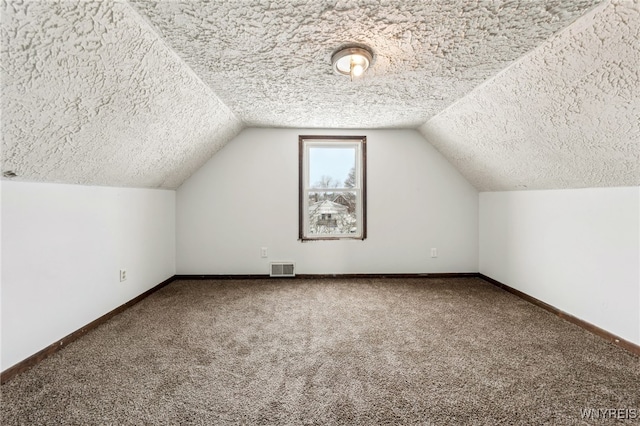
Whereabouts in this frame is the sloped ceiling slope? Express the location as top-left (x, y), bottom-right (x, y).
top-left (129, 0), bottom-right (599, 129)
top-left (1, 1), bottom-right (615, 190)
top-left (1, 0), bottom-right (242, 189)
top-left (420, 0), bottom-right (640, 191)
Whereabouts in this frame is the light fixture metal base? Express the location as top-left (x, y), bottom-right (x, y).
top-left (331, 45), bottom-right (373, 79)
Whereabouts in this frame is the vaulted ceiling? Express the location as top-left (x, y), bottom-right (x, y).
top-left (1, 0), bottom-right (638, 190)
top-left (420, 0), bottom-right (640, 190)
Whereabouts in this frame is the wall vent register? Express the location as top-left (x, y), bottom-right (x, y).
top-left (270, 262), bottom-right (295, 277)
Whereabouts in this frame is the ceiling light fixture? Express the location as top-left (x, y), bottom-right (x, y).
top-left (331, 45), bottom-right (373, 81)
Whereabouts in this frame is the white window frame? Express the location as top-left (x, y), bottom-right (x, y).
top-left (299, 135), bottom-right (367, 241)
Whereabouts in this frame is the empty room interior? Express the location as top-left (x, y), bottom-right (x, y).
top-left (1, 0), bottom-right (639, 424)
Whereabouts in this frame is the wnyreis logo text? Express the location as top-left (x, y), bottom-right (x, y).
top-left (580, 408), bottom-right (638, 420)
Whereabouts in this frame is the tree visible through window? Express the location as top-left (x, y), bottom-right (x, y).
top-left (299, 136), bottom-right (366, 240)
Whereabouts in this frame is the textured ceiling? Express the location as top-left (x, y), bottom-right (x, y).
top-left (2, 0), bottom-right (636, 191)
top-left (1, 0), bottom-right (242, 189)
top-left (419, 0), bottom-right (640, 191)
top-left (129, 0), bottom-right (599, 129)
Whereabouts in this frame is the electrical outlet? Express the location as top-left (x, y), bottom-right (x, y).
top-left (430, 248), bottom-right (438, 258)
top-left (120, 269), bottom-right (127, 282)
top-left (260, 247), bottom-right (268, 258)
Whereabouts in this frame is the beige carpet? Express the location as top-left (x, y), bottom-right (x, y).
top-left (2, 277), bottom-right (639, 425)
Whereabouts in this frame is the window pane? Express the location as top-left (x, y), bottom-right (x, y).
top-left (308, 191), bottom-right (358, 235)
top-left (309, 146), bottom-right (356, 189)
top-left (299, 135), bottom-right (366, 241)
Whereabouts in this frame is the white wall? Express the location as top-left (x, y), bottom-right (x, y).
top-left (480, 187), bottom-right (640, 345)
top-left (1, 181), bottom-right (176, 371)
top-left (177, 128), bottom-right (478, 275)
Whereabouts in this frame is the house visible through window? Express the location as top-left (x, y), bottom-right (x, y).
top-left (299, 135), bottom-right (367, 241)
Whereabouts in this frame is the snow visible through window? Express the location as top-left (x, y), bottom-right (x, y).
top-left (299, 136), bottom-right (366, 240)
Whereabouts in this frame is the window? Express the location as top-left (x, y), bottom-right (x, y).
top-left (299, 135), bottom-right (367, 241)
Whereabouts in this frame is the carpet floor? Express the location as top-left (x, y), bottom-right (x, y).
top-left (1, 277), bottom-right (639, 425)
